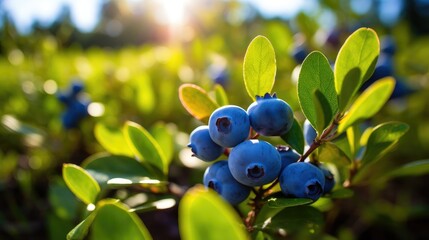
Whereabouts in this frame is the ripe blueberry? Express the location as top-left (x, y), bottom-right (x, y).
top-left (279, 162), bottom-right (325, 201)
top-left (188, 126), bottom-right (224, 162)
top-left (303, 119), bottom-right (317, 146)
top-left (247, 93), bottom-right (294, 136)
top-left (229, 140), bottom-right (281, 187)
top-left (208, 105), bottom-right (250, 148)
top-left (277, 145), bottom-right (300, 172)
top-left (203, 160), bottom-right (251, 205)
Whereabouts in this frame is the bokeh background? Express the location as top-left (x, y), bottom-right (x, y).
top-left (1, 0), bottom-right (429, 239)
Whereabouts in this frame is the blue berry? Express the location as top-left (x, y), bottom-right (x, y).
top-left (303, 119), bottom-right (317, 146)
top-left (208, 105), bottom-right (250, 148)
top-left (203, 160), bottom-right (251, 205)
top-left (57, 81), bottom-right (90, 129)
top-left (291, 44), bottom-right (309, 64)
top-left (229, 140), bottom-right (281, 187)
top-left (279, 162), bottom-right (325, 201)
top-left (188, 126), bottom-right (224, 162)
top-left (247, 93), bottom-right (294, 136)
top-left (319, 166), bottom-right (335, 193)
top-left (277, 145), bottom-right (300, 172)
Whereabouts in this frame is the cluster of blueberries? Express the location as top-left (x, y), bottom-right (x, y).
top-left (188, 93), bottom-right (335, 205)
top-left (57, 81), bottom-right (90, 129)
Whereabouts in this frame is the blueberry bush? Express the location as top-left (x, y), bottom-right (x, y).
top-left (58, 27), bottom-right (429, 239)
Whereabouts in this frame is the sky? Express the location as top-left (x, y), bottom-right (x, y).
top-left (0, 0), bottom-right (315, 34)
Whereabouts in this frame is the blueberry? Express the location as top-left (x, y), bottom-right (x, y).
top-left (188, 126), bottom-right (224, 162)
top-left (247, 93), bottom-right (294, 136)
top-left (229, 140), bottom-right (281, 187)
top-left (58, 81), bottom-right (90, 129)
top-left (319, 166), bottom-right (335, 193)
top-left (277, 145), bottom-right (301, 172)
top-left (291, 44), bottom-right (309, 64)
top-left (279, 162), bottom-right (325, 201)
top-left (203, 160), bottom-right (251, 205)
top-left (303, 119), bottom-right (317, 146)
top-left (208, 105), bottom-right (250, 148)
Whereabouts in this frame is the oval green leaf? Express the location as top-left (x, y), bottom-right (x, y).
top-left (280, 118), bottom-right (305, 154)
top-left (179, 186), bottom-right (248, 240)
top-left (90, 200), bottom-right (153, 240)
top-left (338, 77), bottom-right (395, 133)
top-left (243, 35), bottom-right (276, 100)
top-left (334, 28), bottom-right (379, 111)
top-left (67, 212), bottom-right (97, 240)
top-left (325, 188), bottom-right (354, 199)
top-left (94, 123), bottom-right (133, 156)
top-left (214, 84), bottom-right (229, 106)
top-left (82, 153), bottom-right (159, 188)
top-left (63, 164), bottom-right (100, 205)
top-left (361, 121), bottom-right (409, 166)
top-left (150, 122), bottom-right (175, 165)
top-left (386, 159), bottom-right (429, 179)
top-left (298, 51), bottom-right (337, 132)
top-left (261, 206), bottom-right (324, 237)
top-left (124, 121), bottom-right (168, 177)
top-left (318, 142), bottom-right (351, 166)
top-left (179, 84), bottom-right (219, 122)
top-left (266, 195), bottom-right (313, 208)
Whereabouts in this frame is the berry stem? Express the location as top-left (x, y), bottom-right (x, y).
top-left (298, 114), bottom-right (341, 162)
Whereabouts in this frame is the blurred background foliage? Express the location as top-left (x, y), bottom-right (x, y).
top-left (0, 0), bottom-right (429, 239)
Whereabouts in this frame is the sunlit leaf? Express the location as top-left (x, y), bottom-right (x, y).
top-left (338, 78), bottom-right (395, 133)
top-left (94, 123), bottom-right (133, 156)
top-left (67, 212), bottom-right (96, 240)
top-left (334, 28), bottom-right (379, 111)
top-left (150, 122), bottom-right (175, 165)
top-left (124, 121), bottom-right (167, 177)
top-left (214, 84), bottom-right (229, 106)
top-left (179, 84), bottom-right (219, 122)
top-left (82, 153), bottom-right (161, 190)
top-left (298, 51), bottom-right (337, 132)
top-left (280, 118), bottom-right (305, 154)
top-left (318, 142), bottom-right (351, 166)
top-left (179, 186), bottom-right (248, 240)
top-left (243, 35), bottom-right (276, 100)
top-left (63, 164), bottom-right (100, 205)
top-left (361, 121), bottom-right (409, 166)
top-left (90, 200), bottom-right (152, 240)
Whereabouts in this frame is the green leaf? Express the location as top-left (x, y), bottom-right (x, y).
top-left (346, 124), bottom-right (362, 159)
top-left (90, 200), bottom-right (153, 240)
top-left (361, 121), bottom-right (409, 166)
top-left (338, 77), bottom-right (395, 133)
top-left (334, 28), bottom-right (379, 111)
top-left (214, 84), bottom-right (229, 106)
top-left (150, 122), bottom-right (174, 165)
top-left (179, 84), bottom-right (219, 122)
top-left (124, 121), bottom-right (168, 177)
top-left (280, 118), bottom-right (305, 154)
top-left (94, 123), bottom-right (133, 156)
top-left (385, 159), bottom-right (429, 179)
top-left (130, 198), bottom-right (176, 213)
top-left (266, 194), bottom-right (313, 208)
top-left (298, 51), bottom-right (337, 132)
top-left (318, 142), bottom-right (351, 166)
top-left (260, 206), bottom-right (323, 237)
top-left (82, 153), bottom-right (160, 188)
top-left (63, 164), bottom-right (100, 205)
top-left (243, 35), bottom-right (276, 100)
top-left (67, 212), bottom-right (97, 240)
top-left (179, 186), bottom-right (248, 240)
top-left (325, 188), bottom-right (354, 199)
